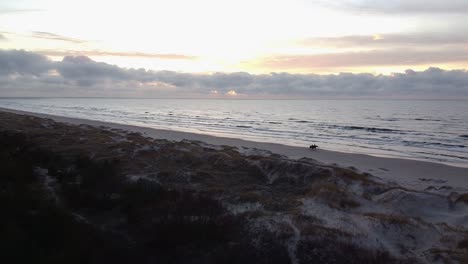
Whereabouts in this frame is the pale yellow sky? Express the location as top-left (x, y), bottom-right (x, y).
top-left (1, 0), bottom-right (468, 74)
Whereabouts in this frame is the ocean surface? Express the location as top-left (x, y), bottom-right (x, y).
top-left (1, 98), bottom-right (467, 167)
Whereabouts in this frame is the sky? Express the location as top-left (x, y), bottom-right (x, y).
top-left (1, 0), bottom-right (468, 98)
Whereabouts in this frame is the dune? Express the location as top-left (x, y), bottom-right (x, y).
top-left (1, 108), bottom-right (468, 263)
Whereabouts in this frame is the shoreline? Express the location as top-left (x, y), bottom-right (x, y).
top-left (2, 107), bottom-right (468, 191)
top-left (0, 102), bottom-right (465, 168)
top-left (3, 108), bottom-right (467, 262)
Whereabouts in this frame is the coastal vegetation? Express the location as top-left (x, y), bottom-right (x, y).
top-left (1, 111), bottom-right (467, 263)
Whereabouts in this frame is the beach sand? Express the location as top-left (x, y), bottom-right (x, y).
top-left (1, 107), bottom-right (467, 193)
top-left (2, 108), bottom-right (468, 263)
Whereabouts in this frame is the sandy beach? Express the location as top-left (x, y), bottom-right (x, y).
top-left (2, 107), bottom-right (467, 193)
top-left (2, 108), bottom-right (468, 263)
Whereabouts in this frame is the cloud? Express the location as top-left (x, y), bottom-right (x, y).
top-left (30, 31), bottom-right (86, 44)
top-left (3, 31), bottom-right (195, 60)
top-left (320, 0), bottom-right (468, 14)
top-left (1, 49), bottom-right (468, 99)
top-left (56, 55), bottom-right (132, 86)
top-left (39, 49), bottom-right (197, 60)
top-left (255, 48), bottom-right (468, 69)
top-left (0, 8), bottom-right (42, 14)
top-left (0, 49), bottom-right (53, 76)
top-left (301, 33), bottom-right (468, 48)
top-left (0, 34), bottom-right (6, 41)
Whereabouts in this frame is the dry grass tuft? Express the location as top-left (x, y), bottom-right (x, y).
top-left (307, 182), bottom-right (361, 209)
top-left (364, 213), bottom-right (412, 226)
top-left (456, 193), bottom-right (468, 204)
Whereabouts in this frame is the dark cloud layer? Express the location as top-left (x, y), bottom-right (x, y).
top-left (0, 49), bottom-right (52, 76)
top-left (0, 49), bottom-right (467, 99)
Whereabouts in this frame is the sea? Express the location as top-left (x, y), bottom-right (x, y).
top-left (1, 98), bottom-right (467, 167)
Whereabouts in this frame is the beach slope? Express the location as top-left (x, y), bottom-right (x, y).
top-left (1, 110), bottom-right (468, 263)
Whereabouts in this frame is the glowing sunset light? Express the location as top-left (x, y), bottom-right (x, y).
top-left (1, 0), bottom-right (467, 75)
top-left (1, 0), bottom-right (468, 98)
top-left (226, 90), bottom-right (238, 96)
top-left (372, 34), bottom-right (384, 41)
